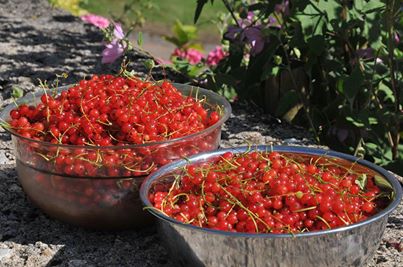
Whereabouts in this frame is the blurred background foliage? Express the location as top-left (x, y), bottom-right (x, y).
top-left (50, 0), bottom-right (226, 41)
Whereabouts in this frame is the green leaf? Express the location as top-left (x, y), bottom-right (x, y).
top-left (368, 117), bottom-right (378, 125)
top-left (355, 0), bottom-right (384, 14)
top-left (260, 65), bottom-right (273, 81)
top-left (317, 0), bottom-right (340, 22)
top-left (144, 59), bottom-right (155, 70)
top-left (307, 35), bottom-right (326, 56)
top-left (296, 0), bottom-right (341, 38)
top-left (293, 48), bottom-right (301, 59)
top-left (273, 55), bottom-right (282, 65)
top-left (346, 116), bottom-right (365, 127)
top-left (365, 142), bottom-right (379, 150)
top-left (343, 67), bottom-right (364, 103)
top-left (346, 113), bottom-right (378, 128)
top-left (12, 86), bottom-right (24, 99)
top-left (188, 43), bottom-right (204, 51)
top-left (187, 64), bottom-right (206, 78)
top-left (194, 0), bottom-right (209, 24)
top-left (165, 20), bottom-right (198, 48)
top-left (378, 82), bottom-right (395, 102)
top-left (293, 0), bottom-right (310, 11)
top-left (336, 79), bottom-right (344, 95)
top-left (296, 11), bottom-right (325, 39)
top-left (362, 8), bottom-right (383, 49)
top-left (248, 3), bottom-right (266, 11)
top-left (271, 66), bottom-right (280, 76)
top-left (137, 32), bottom-right (143, 47)
top-left (355, 174), bottom-right (367, 190)
top-left (374, 175), bottom-right (393, 191)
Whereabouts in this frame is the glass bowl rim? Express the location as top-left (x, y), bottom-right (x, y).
top-left (140, 145), bottom-right (403, 239)
top-left (0, 83), bottom-right (232, 149)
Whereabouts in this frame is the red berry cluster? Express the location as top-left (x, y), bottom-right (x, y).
top-left (7, 75), bottom-right (223, 178)
top-left (149, 151), bottom-right (386, 234)
top-left (9, 75), bottom-right (220, 145)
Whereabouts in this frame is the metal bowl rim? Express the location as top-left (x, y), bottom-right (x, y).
top-left (0, 83), bottom-right (231, 149)
top-left (140, 145), bottom-right (403, 238)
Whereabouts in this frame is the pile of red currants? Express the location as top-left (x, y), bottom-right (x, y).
top-left (149, 150), bottom-right (387, 234)
top-left (7, 74), bottom-right (223, 178)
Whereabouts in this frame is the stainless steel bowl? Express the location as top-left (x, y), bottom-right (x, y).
top-left (140, 146), bottom-right (402, 267)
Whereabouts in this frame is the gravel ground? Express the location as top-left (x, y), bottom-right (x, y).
top-left (0, 0), bottom-right (401, 266)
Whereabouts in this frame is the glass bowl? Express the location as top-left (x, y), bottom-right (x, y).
top-left (0, 83), bottom-right (231, 230)
top-left (140, 145), bottom-right (402, 266)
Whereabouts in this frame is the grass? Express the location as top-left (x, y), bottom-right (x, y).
top-left (82, 0), bottom-right (226, 41)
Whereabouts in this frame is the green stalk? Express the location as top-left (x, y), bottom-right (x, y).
top-left (385, 0), bottom-right (400, 159)
top-left (222, 0), bottom-right (241, 28)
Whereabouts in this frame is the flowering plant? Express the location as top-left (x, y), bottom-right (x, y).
top-left (195, 0), bottom-right (403, 174)
top-left (101, 23), bottom-right (128, 64)
top-left (162, 20), bottom-right (228, 81)
top-left (79, 1), bottom-right (402, 174)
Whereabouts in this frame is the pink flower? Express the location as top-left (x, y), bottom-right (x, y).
top-left (101, 23), bottom-right (126, 64)
top-left (113, 23), bottom-right (125, 39)
top-left (172, 48), bottom-right (204, 64)
top-left (186, 49), bottom-right (204, 64)
top-left (172, 48), bottom-right (187, 58)
top-left (206, 46), bottom-right (227, 66)
top-left (102, 40), bottom-right (125, 64)
top-left (81, 14), bottom-right (110, 29)
top-left (395, 32), bottom-right (400, 44)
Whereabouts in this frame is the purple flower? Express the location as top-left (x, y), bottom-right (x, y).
top-left (224, 25), bottom-right (242, 40)
top-left (81, 14), bottom-right (110, 29)
top-left (267, 16), bottom-right (281, 28)
top-left (243, 27), bottom-right (265, 55)
top-left (356, 48), bottom-right (383, 64)
top-left (356, 48), bottom-right (374, 58)
top-left (102, 40), bottom-right (125, 64)
top-left (224, 12), bottom-right (255, 40)
top-left (240, 11), bottom-right (254, 28)
top-left (275, 0), bottom-right (290, 16)
top-left (224, 11), bottom-right (269, 55)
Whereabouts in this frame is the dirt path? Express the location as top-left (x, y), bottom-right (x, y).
top-left (131, 31), bottom-right (218, 61)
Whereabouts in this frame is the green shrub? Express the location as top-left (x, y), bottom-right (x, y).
top-left (195, 0), bottom-right (403, 174)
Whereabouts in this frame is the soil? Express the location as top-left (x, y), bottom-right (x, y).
top-left (0, 0), bottom-right (401, 266)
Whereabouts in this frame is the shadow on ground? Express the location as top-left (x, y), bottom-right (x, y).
top-left (0, 166), bottom-right (174, 266)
